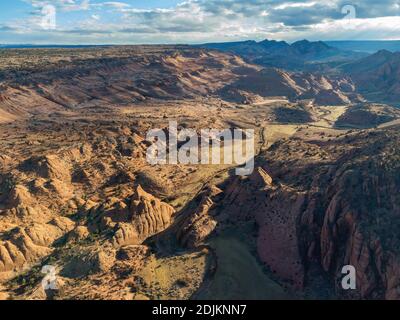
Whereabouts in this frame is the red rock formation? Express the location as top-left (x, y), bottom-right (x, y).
top-left (0, 217), bottom-right (74, 274)
top-left (93, 185), bottom-right (176, 247)
top-left (178, 186), bottom-right (223, 248)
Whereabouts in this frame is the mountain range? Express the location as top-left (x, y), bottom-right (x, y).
top-left (341, 50), bottom-right (400, 104)
top-left (326, 41), bottom-right (400, 53)
top-left (200, 39), bottom-right (400, 106)
top-left (3, 40), bottom-right (400, 54)
top-left (200, 39), bottom-right (367, 71)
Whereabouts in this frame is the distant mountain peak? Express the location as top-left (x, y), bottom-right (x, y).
top-left (292, 39), bottom-right (331, 49)
top-left (293, 39), bottom-right (311, 44)
top-left (259, 39), bottom-right (290, 49)
top-left (343, 47), bottom-right (400, 103)
top-left (199, 38), bottom-right (363, 71)
top-left (259, 39), bottom-right (288, 44)
top-left (374, 49), bottom-right (394, 56)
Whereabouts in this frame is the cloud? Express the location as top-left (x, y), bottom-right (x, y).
top-left (24, 0), bottom-right (91, 11)
top-left (100, 2), bottom-right (130, 9)
top-left (2, 0), bottom-right (400, 44)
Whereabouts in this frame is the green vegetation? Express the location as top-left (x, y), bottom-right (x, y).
top-left (198, 235), bottom-right (292, 300)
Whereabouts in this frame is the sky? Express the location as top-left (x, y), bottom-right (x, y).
top-left (1, 0), bottom-right (400, 44)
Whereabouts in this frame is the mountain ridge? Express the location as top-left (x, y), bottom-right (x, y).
top-left (341, 50), bottom-right (400, 104)
top-left (199, 39), bottom-right (367, 71)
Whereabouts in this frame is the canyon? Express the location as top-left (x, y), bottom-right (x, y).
top-left (0, 44), bottom-right (399, 300)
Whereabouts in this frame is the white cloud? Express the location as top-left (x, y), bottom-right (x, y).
top-left (25, 0), bottom-right (91, 11)
top-left (100, 2), bottom-right (130, 9)
top-left (2, 0), bottom-right (400, 44)
top-left (274, 2), bottom-right (318, 10)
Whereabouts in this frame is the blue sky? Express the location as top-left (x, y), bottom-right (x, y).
top-left (1, 0), bottom-right (400, 44)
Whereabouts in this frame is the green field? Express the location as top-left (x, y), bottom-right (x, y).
top-left (197, 234), bottom-right (292, 300)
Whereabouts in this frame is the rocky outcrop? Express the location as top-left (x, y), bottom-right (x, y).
top-left (113, 186), bottom-right (175, 246)
top-left (256, 187), bottom-right (306, 289)
top-left (314, 163), bottom-right (400, 299)
top-left (19, 144), bottom-right (92, 184)
top-left (335, 103), bottom-right (400, 128)
top-left (221, 167), bottom-right (306, 288)
top-left (301, 89), bottom-right (352, 106)
top-left (8, 185), bottom-right (35, 208)
top-left (254, 129), bottom-right (400, 299)
top-left (21, 155), bottom-right (71, 182)
top-left (4, 143), bottom-right (96, 218)
top-left (0, 217), bottom-right (74, 274)
top-left (67, 226), bottom-right (90, 242)
top-left (92, 185), bottom-right (176, 247)
top-left (178, 186), bottom-right (223, 248)
top-left (343, 50), bottom-right (400, 104)
top-left (273, 106), bottom-right (315, 124)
